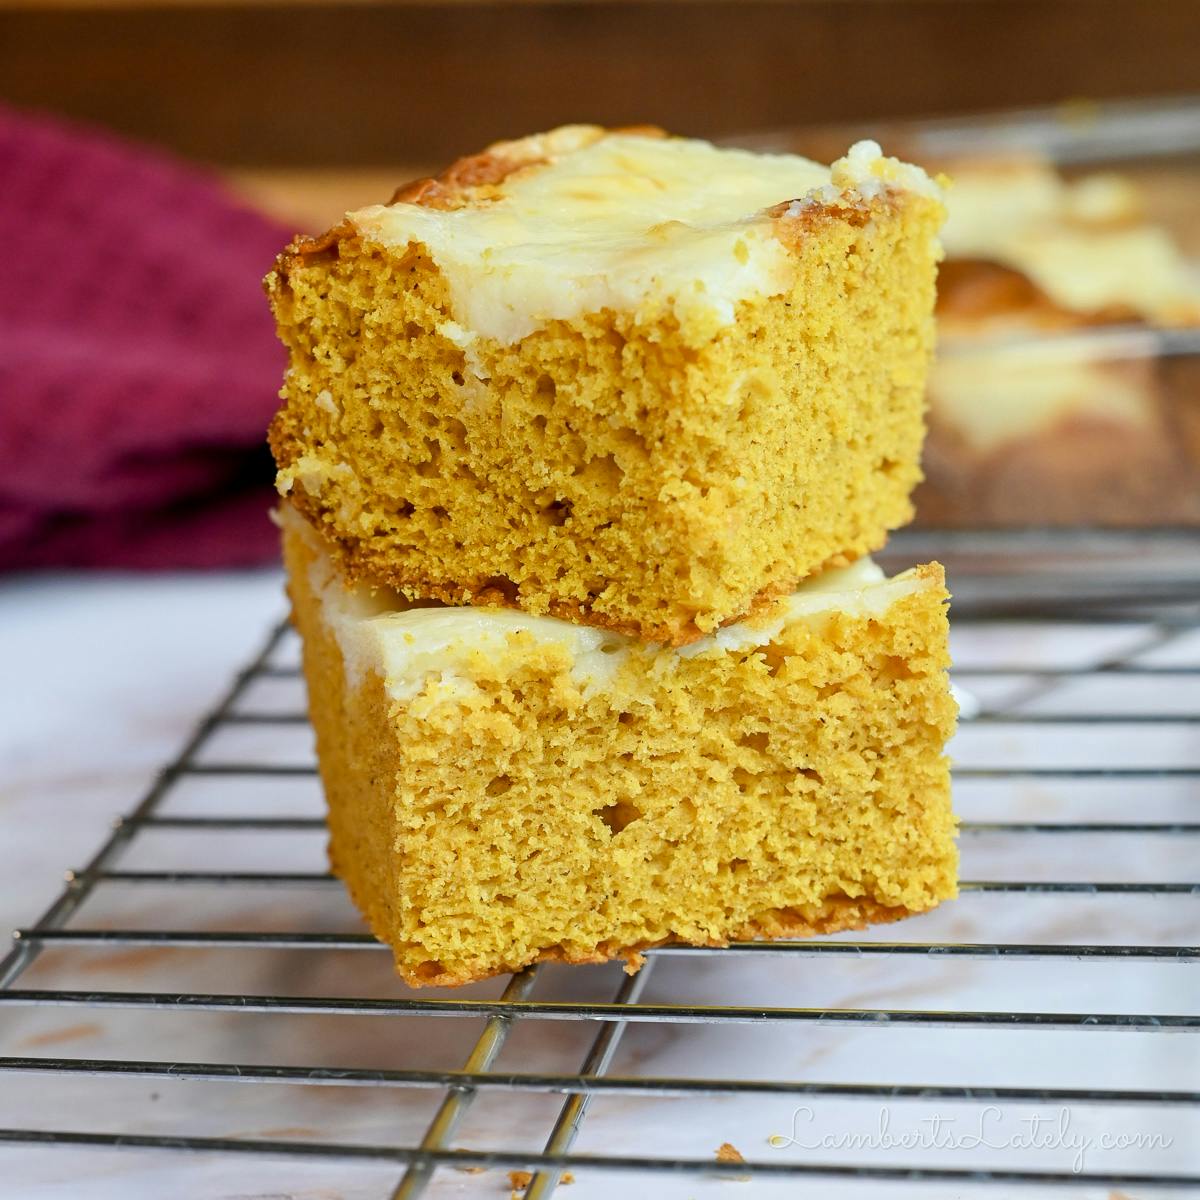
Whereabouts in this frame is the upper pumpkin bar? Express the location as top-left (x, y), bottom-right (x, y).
top-left (268, 126), bottom-right (945, 645)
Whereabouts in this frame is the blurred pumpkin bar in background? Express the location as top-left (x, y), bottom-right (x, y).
top-left (752, 98), bottom-right (1200, 529)
top-left (923, 150), bottom-right (1200, 526)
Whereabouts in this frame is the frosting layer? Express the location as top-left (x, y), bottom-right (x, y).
top-left (351, 129), bottom-right (937, 343)
top-left (291, 506), bottom-right (925, 703)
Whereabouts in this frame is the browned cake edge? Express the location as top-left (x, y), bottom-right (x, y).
top-left (273, 494), bottom-right (875, 646)
top-left (329, 832), bottom-right (935, 988)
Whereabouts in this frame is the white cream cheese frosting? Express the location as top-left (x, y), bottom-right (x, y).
top-left (289, 510), bottom-right (926, 704)
top-left (349, 130), bottom-right (939, 343)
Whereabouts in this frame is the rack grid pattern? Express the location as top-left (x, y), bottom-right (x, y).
top-left (1, 575), bottom-right (1198, 1196)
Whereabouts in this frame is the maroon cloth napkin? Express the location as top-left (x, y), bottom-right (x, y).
top-left (0, 104), bottom-right (293, 569)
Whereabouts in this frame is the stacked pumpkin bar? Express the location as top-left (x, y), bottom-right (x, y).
top-left (267, 125), bottom-right (958, 987)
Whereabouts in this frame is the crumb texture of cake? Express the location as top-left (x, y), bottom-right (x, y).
top-left (268, 126), bottom-right (946, 645)
top-left (282, 509), bottom-right (958, 988)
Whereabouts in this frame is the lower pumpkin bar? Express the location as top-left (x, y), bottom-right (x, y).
top-left (283, 509), bottom-right (958, 988)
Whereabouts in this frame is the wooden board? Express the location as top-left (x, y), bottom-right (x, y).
top-left (3, 1), bottom-right (1199, 167)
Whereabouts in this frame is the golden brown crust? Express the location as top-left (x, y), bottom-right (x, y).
top-left (340, 878), bottom-right (934, 989)
top-left (267, 220), bottom-right (357, 291)
top-left (388, 126), bottom-right (665, 207)
top-left (767, 193), bottom-right (895, 240)
top-left (389, 149), bottom-right (541, 209)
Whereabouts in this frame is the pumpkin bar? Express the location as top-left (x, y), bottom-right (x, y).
top-left (282, 508), bottom-right (958, 987)
top-left (268, 126), bottom-right (946, 644)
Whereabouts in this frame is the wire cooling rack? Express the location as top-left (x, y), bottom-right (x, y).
top-left (1, 537), bottom-right (1198, 1198)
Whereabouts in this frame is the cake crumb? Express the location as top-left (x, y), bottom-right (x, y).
top-left (715, 1142), bottom-right (750, 1181)
top-left (455, 1165), bottom-right (486, 1174)
top-left (506, 1169), bottom-right (572, 1193)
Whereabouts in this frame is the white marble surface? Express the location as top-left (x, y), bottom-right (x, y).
top-left (0, 570), bottom-right (286, 941)
top-left (0, 573), bottom-right (1197, 1199)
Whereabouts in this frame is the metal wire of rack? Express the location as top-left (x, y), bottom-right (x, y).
top-left (1, 544), bottom-right (1199, 1197)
